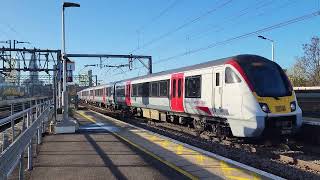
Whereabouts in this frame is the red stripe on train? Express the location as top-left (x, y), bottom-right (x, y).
top-left (196, 106), bottom-right (212, 116)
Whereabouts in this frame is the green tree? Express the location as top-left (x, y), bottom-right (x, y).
top-left (288, 36), bottom-right (320, 86)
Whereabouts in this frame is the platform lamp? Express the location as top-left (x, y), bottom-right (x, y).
top-left (258, 35), bottom-right (275, 62)
top-left (62, 1), bottom-right (80, 121)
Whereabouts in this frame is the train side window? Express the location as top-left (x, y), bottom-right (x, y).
top-left (178, 79), bottom-right (182, 97)
top-left (150, 82), bottom-right (159, 97)
top-left (110, 87), bottom-right (114, 96)
top-left (173, 79), bottom-right (176, 97)
top-left (185, 75), bottom-right (201, 98)
top-left (116, 86), bottom-right (124, 97)
top-left (225, 67), bottom-right (241, 84)
top-left (106, 88), bottom-right (110, 96)
top-left (216, 73), bottom-right (220, 86)
top-left (138, 84), bottom-right (143, 97)
top-left (159, 80), bottom-right (168, 97)
top-left (132, 84), bottom-right (137, 97)
top-left (142, 82), bottom-right (149, 97)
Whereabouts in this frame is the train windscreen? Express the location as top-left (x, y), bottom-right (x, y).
top-left (237, 56), bottom-right (292, 97)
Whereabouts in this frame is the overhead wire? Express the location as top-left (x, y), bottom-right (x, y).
top-left (154, 10), bottom-right (320, 64)
top-left (188, 0), bottom-right (298, 41)
top-left (187, 0), bottom-right (275, 40)
top-left (136, 0), bottom-right (181, 33)
top-left (113, 10), bottom-right (320, 79)
top-left (129, 0), bottom-right (234, 53)
top-left (139, 0), bottom-right (295, 55)
top-left (136, 0), bottom-right (278, 55)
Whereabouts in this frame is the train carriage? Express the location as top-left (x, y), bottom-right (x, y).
top-left (79, 54), bottom-right (302, 138)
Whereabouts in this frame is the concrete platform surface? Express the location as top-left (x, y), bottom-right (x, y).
top-left (29, 118), bottom-right (188, 179)
top-left (70, 110), bottom-right (280, 180)
top-left (303, 117), bottom-right (320, 126)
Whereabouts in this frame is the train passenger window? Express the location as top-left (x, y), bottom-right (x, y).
top-left (142, 83), bottom-right (150, 97)
top-left (216, 73), bottom-right (220, 86)
top-left (173, 79), bottom-right (176, 97)
top-left (116, 86), bottom-right (125, 97)
top-left (150, 82), bottom-right (159, 97)
top-left (225, 67), bottom-right (241, 84)
top-left (97, 89), bottom-right (103, 96)
top-left (109, 88), bottom-right (113, 96)
top-left (159, 80), bottom-right (168, 97)
top-left (185, 75), bottom-right (201, 98)
top-left (178, 79), bottom-right (182, 97)
top-left (132, 84), bottom-right (137, 97)
top-left (138, 84), bottom-right (143, 97)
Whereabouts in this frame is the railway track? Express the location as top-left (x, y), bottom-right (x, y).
top-left (80, 103), bottom-right (320, 179)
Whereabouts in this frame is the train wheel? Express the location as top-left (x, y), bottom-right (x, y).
top-left (193, 119), bottom-right (204, 133)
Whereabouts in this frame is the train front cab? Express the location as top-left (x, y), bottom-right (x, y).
top-left (224, 55), bottom-right (302, 137)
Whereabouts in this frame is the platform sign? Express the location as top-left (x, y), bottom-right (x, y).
top-left (67, 61), bottom-right (75, 82)
top-left (67, 61), bottom-right (75, 71)
top-left (58, 60), bottom-right (75, 82)
top-left (57, 61), bottom-right (63, 81)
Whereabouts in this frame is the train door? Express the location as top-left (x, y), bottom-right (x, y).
top-left (214, 67), bottom-right (223, 110)
top-left (170, 73), bottom-right (184, 112)
top-left (125, 81), bottom-right (131, 106)
top-left (103, 88), bottom-right (106, 104)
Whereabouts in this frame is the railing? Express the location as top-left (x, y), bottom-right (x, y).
top-left (0, 98), bottom-right (53, 180)
top-left (0, 97), bottom-right (50, 126)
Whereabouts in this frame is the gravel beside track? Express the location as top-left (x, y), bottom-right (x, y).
top-left (80, 104), bottom-right (320, 180)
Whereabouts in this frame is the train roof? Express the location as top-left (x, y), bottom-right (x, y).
top-left (119, 54), bottom-right (269, 82)
top-left (80, 54), bottom-right (271, 91)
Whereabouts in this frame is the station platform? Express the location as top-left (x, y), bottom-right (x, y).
top-left (303, 117), bottom-right (320, 126)
top-left (30, 110), bottom-right (280, 180)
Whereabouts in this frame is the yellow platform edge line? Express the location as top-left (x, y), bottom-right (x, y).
top-left (76, 111), bottom-right (199, 180)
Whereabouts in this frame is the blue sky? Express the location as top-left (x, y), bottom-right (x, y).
top-left (1, 0), bottom-right (320, 83)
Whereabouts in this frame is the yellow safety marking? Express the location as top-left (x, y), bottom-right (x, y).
top-left (78, 110), bottom-right (263, 180)
top-left (150, 135), bottom-right (161, 142)
top-left (161, 140), bottom-right (169, 149)
top-left (77, 111), bottom-right (198, 180)
top-left (220, 161), bottom-right (261, 180)
top-left (176, 144), bottom-right (184, 155)
top-left (78, 111), bottom-right (96, 123)
top-left (253, 173), bottom-right (261, 180)
top-left (196, 154), bottom-right (204, 164)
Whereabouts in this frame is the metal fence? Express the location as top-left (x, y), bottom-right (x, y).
top-left (0, 97), bottom-right (53, 180)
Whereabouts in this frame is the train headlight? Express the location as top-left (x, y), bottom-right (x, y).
top-left (290, 101), bottom-right (296, 112)
top-left (259, 103), bottom-right (270, 113)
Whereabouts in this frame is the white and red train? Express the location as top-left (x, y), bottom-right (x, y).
top-left (78, 54), bottom-right (302, 137)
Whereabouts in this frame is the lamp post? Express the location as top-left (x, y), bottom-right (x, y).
top-left (258, 35), bottom-right (274, 62)
top-left (62, 2), bottom-right (80, 121)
